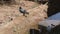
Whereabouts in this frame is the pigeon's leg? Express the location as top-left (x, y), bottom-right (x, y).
top-left (23, 12), bottom-right (25, 16)
top-left (23, 13), bottom-right (27, 17)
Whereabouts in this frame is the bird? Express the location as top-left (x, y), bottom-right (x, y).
top-left (19, 7), bottom-right (29, 16)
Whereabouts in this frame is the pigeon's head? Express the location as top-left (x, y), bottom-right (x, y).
top-left (19, 7), bottom-right (22, 9)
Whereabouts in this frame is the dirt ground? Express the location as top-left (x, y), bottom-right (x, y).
top-left (0, 1), bottom-right (48, 34)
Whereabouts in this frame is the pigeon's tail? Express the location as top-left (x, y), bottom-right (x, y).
top-left (26, 12), bottom-right (29, 15)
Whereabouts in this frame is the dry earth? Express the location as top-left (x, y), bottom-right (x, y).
top-left (0, 1), bottom-right (48, 34)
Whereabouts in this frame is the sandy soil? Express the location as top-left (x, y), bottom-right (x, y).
top-left (0, 1), bottom-right (48, 34)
